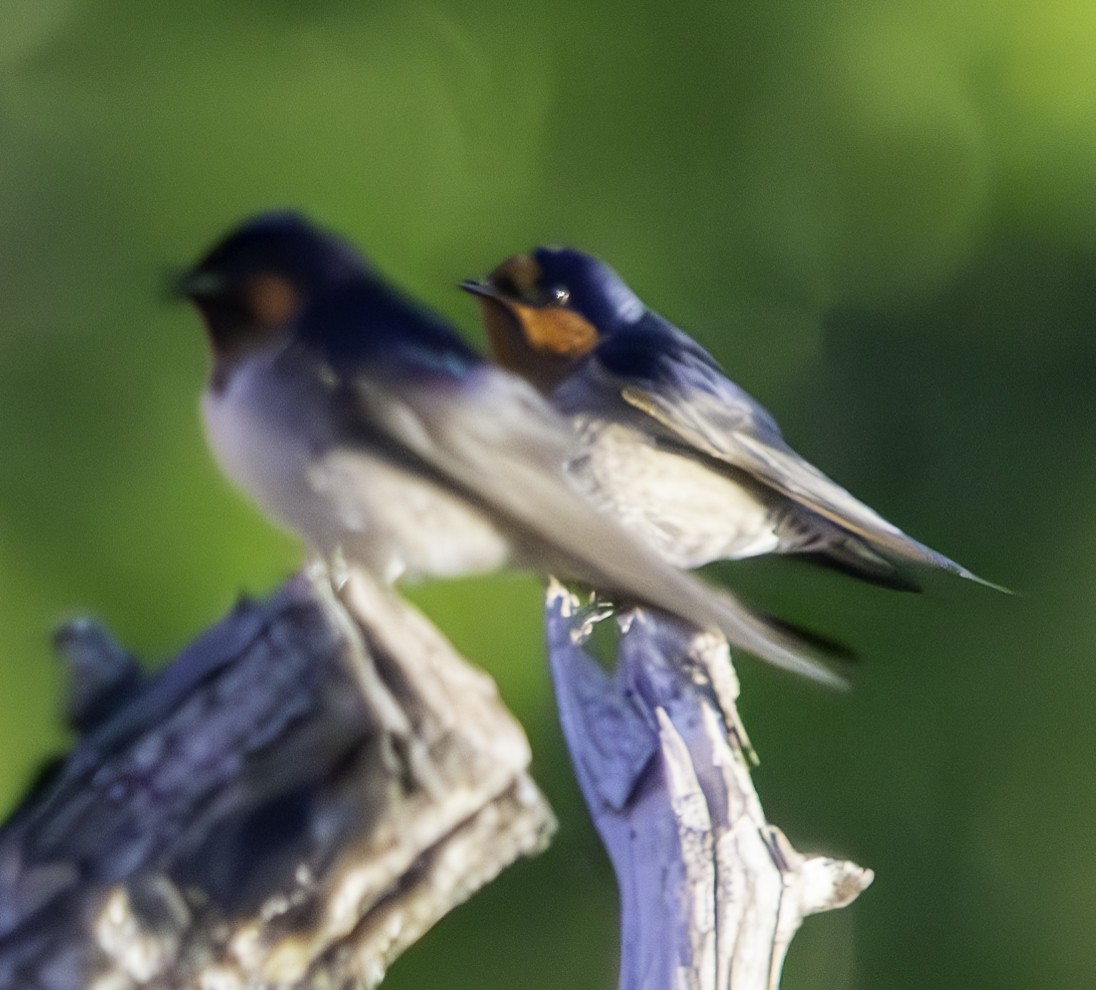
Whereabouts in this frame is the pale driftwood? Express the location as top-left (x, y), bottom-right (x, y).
top-left (0, 568), bottom-right (554, 990)
top-left (544, 582), bottom-right (873, 990)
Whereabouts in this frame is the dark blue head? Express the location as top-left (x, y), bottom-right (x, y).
top-left (460, 245), bottom-right (646, 393)
top-left (529, 246), bottom-right (646, 331)
top-left (179, 211), bottom-right (367, 359)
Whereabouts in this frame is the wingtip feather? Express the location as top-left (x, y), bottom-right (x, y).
top-left (955, 566), bottom-right (1014, 595)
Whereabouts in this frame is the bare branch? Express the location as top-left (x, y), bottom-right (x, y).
top-left (545, 583), bottom-right (873, 990)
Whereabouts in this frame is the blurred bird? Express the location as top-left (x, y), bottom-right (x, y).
top-left (462, 246), bottom-right (1003, 593)
top-left (177, 212), bottom-right (846, 685)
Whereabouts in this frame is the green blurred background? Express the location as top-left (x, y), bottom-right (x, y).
top-left (0, 0), bottom-right (1093, 986)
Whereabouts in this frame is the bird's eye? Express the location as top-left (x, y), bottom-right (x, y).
top-left (551, 285), bottom-right (571, 305)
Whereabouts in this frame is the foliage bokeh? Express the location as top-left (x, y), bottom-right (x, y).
top-left (1, 1), bottom-right (1093, 987)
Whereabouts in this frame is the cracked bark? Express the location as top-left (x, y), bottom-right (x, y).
top-left (0, 569), bottom-right (554, 989)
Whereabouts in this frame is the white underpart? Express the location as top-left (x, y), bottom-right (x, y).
top-left (308, 449), bottom-right (510, 582)
top-left (202, 351), bottom-right (510, 583)
top-left (566, 419), bottom-right (780, 569)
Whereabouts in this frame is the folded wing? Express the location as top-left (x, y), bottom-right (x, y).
top-left (337, 363), bottom-right (849, 686)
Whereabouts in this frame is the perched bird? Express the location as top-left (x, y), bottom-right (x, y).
top-left (462, 246), bottom-right (1001, 592)
top-left (177, 212), bottom-right (845, 685)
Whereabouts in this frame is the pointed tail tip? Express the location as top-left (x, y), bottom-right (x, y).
top-left (740, 618), bottom-right (855, 692)
top-left (768, 651), bottom-right (851, 692)
top-left (720, 626), bottom-right (851, 690)
top-left (956, 566), bottom-right (1014, 596)
top-left (804, 661), bottom-right (853, 692)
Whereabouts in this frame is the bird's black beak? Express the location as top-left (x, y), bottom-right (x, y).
top-left (459, 277), bottom-right (503, 301)
top-left (170, 268), bottom-right (228, 302)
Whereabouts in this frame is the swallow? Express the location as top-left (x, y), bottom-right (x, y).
top-left (176, 212), bottom-right (847, 685)
top-left (462, 246), bottom-right (1004, 593)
